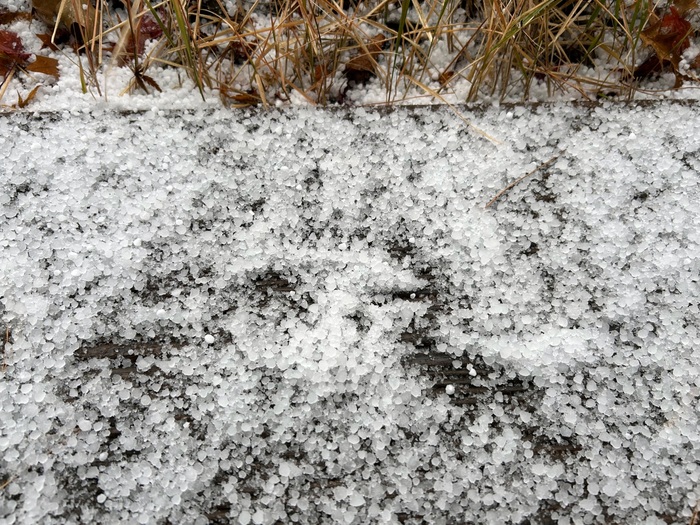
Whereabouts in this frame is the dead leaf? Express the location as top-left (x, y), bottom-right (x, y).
top-left (314, 63), bottom-right (328, 81)
top-left (0, 30), bottom-right (31, 62)
top-left (223, 86), bottom-right (260, 106)
top-left (640, 1), bottom-right (697, 72)
top-left (439, 70), bottom-right (455, 86)
top-left (0, 10), bottom-right (33, 25)
top-left (0, 57), bottom-right (12, 77)
top-left (32, 0), bottom-right (96, 32)
top-left (127, 11), bottom-right (165, 57)
top-left (634, 55), bottom-right (663, 79)
top-left (16, 85), bottom-right (41, 108)
top-left (36, 33), bottom-right (61, 51)
top-left (25, 55), bottom-right (60, 78)
top-left (344, 34), bottom-right (386, 84)
top-left (218, 85), bottom-right (257, 106)
top-left (232, 91), bottom-right (260, 105)
top-left (139, 12), bottom-right (164, 42)
top-left (661, 7), bottom-right (692, 50)
top-left (112, 10), bottom-right (166, 66)
top-left (0, 31), bottom-right (61, 80)
top-left (641, 25), bottom-right (683, 69)
top-left (141, 74), bottom-right (162, 93)
top-left (0, 31), bottom-right (31, 78)
top-left (309, 63), bottom-right (329, 92)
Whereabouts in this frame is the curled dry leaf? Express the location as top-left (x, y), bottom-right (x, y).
top-left (16, 85), bottom-right (41, 108)
top-left (32, 0), bottom-right (96, 32)
top-left (220, 85), bottom-right (259, 106)
top-left (640, 0), bottom-right (698, 71)
top-left (439, 70), bottom-right (455, 86)
top-left (232, 91), bottom-right (260, 106)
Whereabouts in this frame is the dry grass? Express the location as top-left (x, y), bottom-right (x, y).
top-left (7, 0), bottom-right (700, 105)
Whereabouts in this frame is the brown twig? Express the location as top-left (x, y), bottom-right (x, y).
top-left (690, 499), bottom-right (700, 525)
top-left (2, 326), bottom-right (8, 372)
top-left (485, 150), bottom-right (566, 209)
top-left (0, 475), bottom-right (15, 490)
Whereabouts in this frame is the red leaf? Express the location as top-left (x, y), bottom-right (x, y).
top-left (0, 30), bottom-right (31, 63)
top-left (640, 1), bottom-right (697, 72)
top-left (661, 6), bottom-right (693, 51)
top-left (124, 11), bottom-right (165, 59)
top-left (140, 12), bottom-right (164, 42)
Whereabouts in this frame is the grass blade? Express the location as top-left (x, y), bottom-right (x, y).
top-left (172, 0), bottom-right (206, 99)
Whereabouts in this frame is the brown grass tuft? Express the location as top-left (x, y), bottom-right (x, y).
top-left (6, 0), bottom-right (700, 106)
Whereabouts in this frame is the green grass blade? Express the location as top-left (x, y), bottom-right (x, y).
top-left (584, 2), bottom-right (603, 33)
top-left (144, 0), bottom-right (176, 48)
top-left (172, 0), bottom-right (205, 99)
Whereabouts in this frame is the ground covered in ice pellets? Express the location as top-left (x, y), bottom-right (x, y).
top-left (1, 102), bottom-right (699, 524)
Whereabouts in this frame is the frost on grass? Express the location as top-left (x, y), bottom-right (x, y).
top-left (1, 103), bottom-right (700, 524)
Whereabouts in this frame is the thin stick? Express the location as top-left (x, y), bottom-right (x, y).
top-left (690, 499), bottom-right (699, 525)
top-left (0, 475), bottom-right (15, 490)
top-left (2, 326), bottom-right (8, 372)
top-left (0, 65), bottom-right (16, 105)
top-left (485, 150), bottom-right (565, 209)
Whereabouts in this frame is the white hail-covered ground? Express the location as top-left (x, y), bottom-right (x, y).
top-left (1, 102), bottom-right (700, 525)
